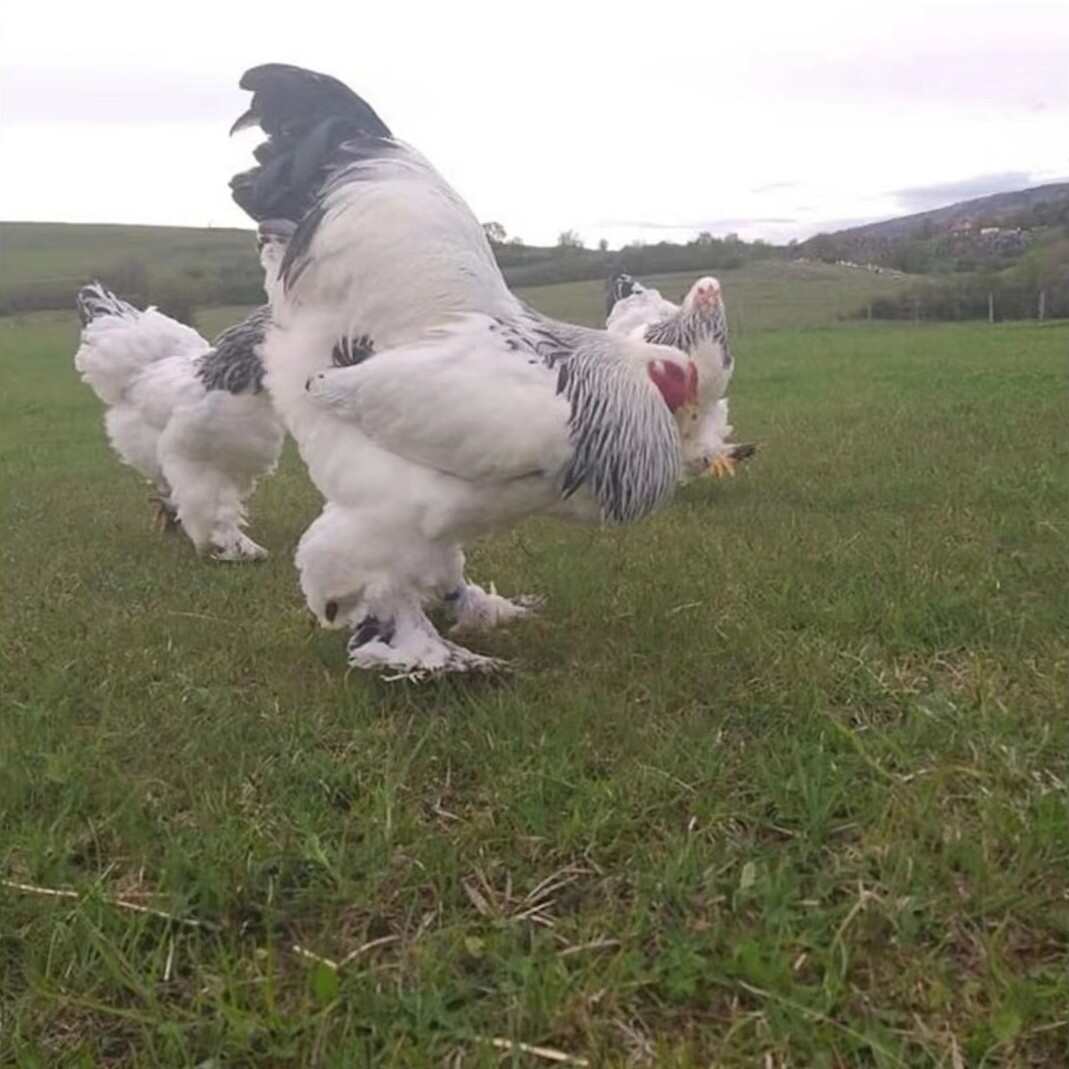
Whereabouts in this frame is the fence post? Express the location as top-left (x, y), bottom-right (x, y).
top-left (1038, 289), bottom-right (1046, 321)
top-left (988, 292), bottom-right (995, 324)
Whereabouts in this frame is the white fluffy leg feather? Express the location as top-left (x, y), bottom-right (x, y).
top-left (297, 509), bottom-right (509, 678)
top-left (448, 581), bottom-right (544, 633)
top-left (160, 394), bottom-right (281, 563)
top-left (348, 602), bottom-right (507, 680)
top-left (210, 531), bottom-right (269, 562)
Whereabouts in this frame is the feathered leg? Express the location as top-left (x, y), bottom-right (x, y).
top-left (445, 582), bottom-right (544, 633)
top-left (168, 459), bottom-right (271, 560)
top-left (103, 407), bottom-right (181, 531)
top-left (157, 398), bottom-right (278, 562)
top-left (704, 441), bottom-right (757, 478)
top-left (347, 596), bottom-right (506, 680)
top-left (684, 399), bottom-right (757, 479)
top-left (161, 454), bottom-right (269, 561)
top-left (148, 485), bottom-right (181, 531)
top-left (434, 548), bottom-right (543, 632)
top-left (297, 509), bottom-right (508, 679)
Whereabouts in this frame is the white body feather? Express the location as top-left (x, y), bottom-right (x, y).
top-left (75, 307), bottom-right (205, 407)
top-left (74, 245), bottom-right (286, 560)
top-left (261, 142), bottom-right (687, 671)
top-left (606, 285), bottom-right (678, 338)
top-left (606, 279), bottom-right (736, 475)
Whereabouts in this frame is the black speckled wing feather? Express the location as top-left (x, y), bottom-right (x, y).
top-left (196, 306), bottom-right (272, 394)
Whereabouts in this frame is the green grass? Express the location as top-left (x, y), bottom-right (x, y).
top-left (2, 302), bottom-right (1068, 1066)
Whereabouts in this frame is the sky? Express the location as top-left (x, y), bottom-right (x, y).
top-left (3, 0), bottom-right (1068, 247)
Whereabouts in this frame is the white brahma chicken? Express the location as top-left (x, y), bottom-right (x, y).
top-left (606, 271), bottom-right (755, 479)
top-left (228, 63), bottom-right (698, 677)
top-left (73, 222), bottom-right (293, 560)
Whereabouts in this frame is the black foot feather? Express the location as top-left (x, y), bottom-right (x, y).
top-left (348, 615), bottom-right (395, 652)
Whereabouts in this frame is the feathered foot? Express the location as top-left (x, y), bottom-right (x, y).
top-left (704, 442), bottom-right (757, 479)
top-left (446, 582), bottom-right (544, 633)
top-left (148, 494), bottom-right (180, 532)
top-left (347, 610), bottom-right (509, 682)
top-left (209, 532), bottom-right (269, 563)
top-left (706, 454), bottom-right (737, 479)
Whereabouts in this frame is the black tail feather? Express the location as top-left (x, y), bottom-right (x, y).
top-left (605, 271), bottom-right (643, 318)
top-left (231, 64), bottom-right (391, 139)
top-left (229, 63), bottom-right (393, 223)
top-left (75, 282), bottom-right (137, 327)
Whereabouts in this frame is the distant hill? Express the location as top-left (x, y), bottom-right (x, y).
top-left (800, 184), bottom-right (1069, 323)
top-left (10, 198), bottom-right (1062, 326)
top-left (801, 183), bottom-right (1069, 274)
top-left (0, 221), bottom-right (779, 317)
top-left (827, 183), bottom-right (1069, 242)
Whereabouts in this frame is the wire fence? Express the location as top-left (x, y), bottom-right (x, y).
top-left (722, 290), bottom-right (1068, 335)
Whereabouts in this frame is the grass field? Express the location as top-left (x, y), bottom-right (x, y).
top-left (2, 221), bottom-right (911, 328)
top-left (2, 297), bottom-right (1068, 1065)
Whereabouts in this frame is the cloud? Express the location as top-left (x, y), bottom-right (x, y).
top-left (2, 66), bottom-right (237, 124)
top-left (771, 28), bottom-right (1069, 114)
top-left (749, 181), bottom-right (801, 194)
top-left (600, 217), bottom-right (798, 232)
top-left (889, 172), bottom-right (1036, 214)
top-left (797, 215), bottom-right (888, 238)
